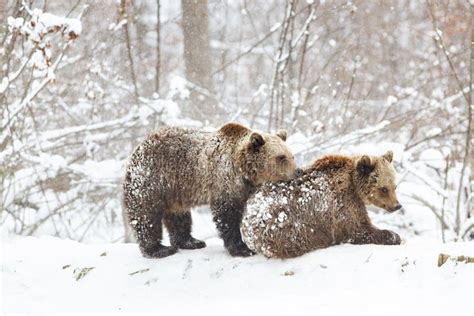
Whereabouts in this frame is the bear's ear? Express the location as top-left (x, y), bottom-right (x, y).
top-left (357, 155), bottom-right (375, 176)
top-left (275, 129), bottom-right (287, 142)
top-left (250, 132), bottom-right (265, 150)
top-left (383, 150), bottom-right (393, 163)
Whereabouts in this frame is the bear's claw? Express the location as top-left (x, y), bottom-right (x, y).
top-left (382, 230), bottom-right (401, 245)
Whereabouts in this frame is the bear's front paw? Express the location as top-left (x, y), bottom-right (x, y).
top-left (227, 242), bottom-right (255, 257)
top-left (177, 237), bottom-right (207, 250)
top-left (381, 230), bottom-right (401, 245)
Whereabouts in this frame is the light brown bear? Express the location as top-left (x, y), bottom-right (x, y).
top-left (123, 123), bottom-right (299, 258)
top-left (241, 151), bottom-right (402, 259)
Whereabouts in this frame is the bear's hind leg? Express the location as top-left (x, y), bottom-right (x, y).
top-left (164, 211), bottom-right (206, 250)
top-left (133, 208), bottom-right (178, 258)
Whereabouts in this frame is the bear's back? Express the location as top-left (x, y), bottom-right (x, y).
top-left (124, 127), bottom-right (217, 206)
top-left (242, 155), bottom-right (358, 258)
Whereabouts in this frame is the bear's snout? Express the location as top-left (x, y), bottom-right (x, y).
top-left (389, 203), bottom-right (403, 213)
top-left (295, 168), bottom-right (303, 177)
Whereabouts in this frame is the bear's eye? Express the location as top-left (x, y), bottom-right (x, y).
top-left (276, 155), bottom-right (287, 163)
top-left (380, 187), bottom-right (388, 194)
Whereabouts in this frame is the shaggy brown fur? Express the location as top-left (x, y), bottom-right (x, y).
top-left (241, 151), bottom-right (402, 259)
top-left (123, 122), bottom-right (298, 258)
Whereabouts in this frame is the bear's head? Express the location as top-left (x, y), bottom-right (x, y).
top-left (238, 129), bottom-right (298, 185)
top-left (354, 150), bottom-right (402, 213)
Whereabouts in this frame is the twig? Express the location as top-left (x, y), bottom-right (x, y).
top-left (438, 253), bottom-right (474, 267)
top-left (296, 120), bottom-right (391, 156)
top-left (409, 194), bottom-right (449, 230)
top-left (211, 23), bottom-right (282, 76)
top-left (27, 196), bottom-right (81, 236)
top-left (426, 0), bottom-right (470, 105)
top-left (1, 39), bottom-right (73, 143)
top-left (211, 4), bottom-right (312, 77)
top-left (404, 164), bottom-right (448, 198)
top-left (461, 223), bottom-right (474, 239)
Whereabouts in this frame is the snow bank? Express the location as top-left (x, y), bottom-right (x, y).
top-left (38, 12), bottom-right (82, 38)
top-left (69, 159), bottom-right (124, 183)
top-left (2, 236), bottom-right (472, 316)
top-left (22, 8), bottom-right (82, 41)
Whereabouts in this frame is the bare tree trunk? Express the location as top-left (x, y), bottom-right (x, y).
top-left (181, 0), bottom-right (213, 114)
top-left (119, 0), bottom-right (139, 241)
top-left (269, 0), bottom-right (297, 131)
top-left (465, 15), bottom-right (474, 225)
top-left (119, 0), bottom-right (139, 102)
top-left (440, 156), bottom-right (450, 243)
top-left (453, 7), bottom-right (473, 237)
top-left (155, 0), bottom-right (161, 94)
top-left (427, 1), bottom-right (472, 237)
top-left (0, 162), bottom-right (4, 221)
top-left (122, 208), bottom-right (132, 243)
top-left (469, 11), bottom-right (474, 220)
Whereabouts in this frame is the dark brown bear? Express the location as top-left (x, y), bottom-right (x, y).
top-left (242, 151), bottom-right (402, 259)
top-left (123, 123), bottom-right (298, 258)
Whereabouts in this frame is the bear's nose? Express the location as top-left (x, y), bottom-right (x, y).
top-left (295, 168), bottom-right (303, 177)
top-left (394, 203), bottom-right (402, 211)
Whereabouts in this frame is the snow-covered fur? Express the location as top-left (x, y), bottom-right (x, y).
top-left (123, 122), bottom-right (298, 258)
top-left (242, 151), bottom-right (402, 259)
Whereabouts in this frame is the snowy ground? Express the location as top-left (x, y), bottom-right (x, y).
top-left (2, 140), bottom-right (472, 315)
top-left (2, 212), bottom-right (473, 316)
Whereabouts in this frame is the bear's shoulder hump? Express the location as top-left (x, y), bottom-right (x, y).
top-left (310, 155), bottom-right (354, 172)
